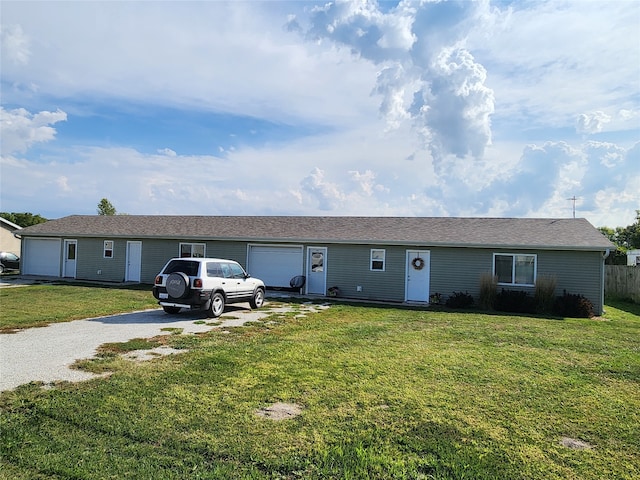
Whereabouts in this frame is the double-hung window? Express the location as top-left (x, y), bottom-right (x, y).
top-left (103, 240), bottom-right (114, 258)
top-left (493, 253), bottom-right (536, 286)
top-left (370, 249), bottom-right (386, 271)
top-left (180, 243), bottom-right (205, 258)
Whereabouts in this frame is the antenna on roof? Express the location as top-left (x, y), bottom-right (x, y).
top-left (567, 196), bottom-right (578, 219)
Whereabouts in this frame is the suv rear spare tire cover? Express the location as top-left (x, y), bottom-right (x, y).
top-left (166, 272), bottom-right (190, 298)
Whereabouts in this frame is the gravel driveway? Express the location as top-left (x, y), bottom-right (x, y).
top-left (1, 301), bottom-right (325, 392)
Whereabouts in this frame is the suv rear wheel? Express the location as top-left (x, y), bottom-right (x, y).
top-left (207, 292), bottom-right (225, 318)
top-left (162, 306), bottom-right (181, 314)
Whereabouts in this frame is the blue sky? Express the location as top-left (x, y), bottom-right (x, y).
top-left (1, 0), bottom-right (638, 228)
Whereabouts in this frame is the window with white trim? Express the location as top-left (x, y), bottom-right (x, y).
top-left (370, 249), bottom-right (386, 271)
top-left (180, 243), bottom-right (205, 258)
top-left (103, 240), bottom-right (114, 258)
top-left (493, 253), bottom-right (536, 286)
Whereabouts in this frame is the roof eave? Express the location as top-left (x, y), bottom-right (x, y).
top-left (17, 232), bottom-right (613, 251)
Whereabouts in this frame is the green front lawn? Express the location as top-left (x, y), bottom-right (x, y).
top-left (1, 286), bottom-right (638, 479)
top-left (0, 283), bottom-right (159, 331)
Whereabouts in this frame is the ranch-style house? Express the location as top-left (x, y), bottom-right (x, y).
top-left (16, 215), bottom-right (614, 314)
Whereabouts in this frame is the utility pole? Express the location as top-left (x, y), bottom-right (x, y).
top-left (567, 196), bottom-right (578, 219)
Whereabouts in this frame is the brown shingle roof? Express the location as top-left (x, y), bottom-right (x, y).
top-left (18, 215), bottom-right (614, 250)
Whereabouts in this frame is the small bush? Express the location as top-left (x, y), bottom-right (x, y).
top-left (429, 292), bottom-right (443, 305)
top-left (328, 286), bottom-right (341, 297)
top-left (445, 291), bottom-right (474, 309)
top-left (535, 275), bottom-right (557, 314)
top-left (479, 273), bottom-right (497, 310)
top-left (553, 291), bottom-right (595, 318)
top-left (494, 289), bottom-right (536, 314)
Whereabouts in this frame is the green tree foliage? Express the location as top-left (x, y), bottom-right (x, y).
top-left (619, 210), bottom-right (640, 249)
top-left (599, 210), bottom-right (640, 264)
top-left (0, 212), bottom-right (48, 227)
top-left (97, 198), bottom-right (117, 216)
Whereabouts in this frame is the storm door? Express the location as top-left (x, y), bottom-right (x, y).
top-left (63, 239), bottom-right (77, 278)
top-left (307, 247), bottom-right (327, 295)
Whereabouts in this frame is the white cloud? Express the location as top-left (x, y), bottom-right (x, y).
top-left (300, 167), bottom-right (346, 211)
top-left (298, 1), bottom-right (495, 162)
top-left (0, 107), bottom-right (67, 156)
top-left (157, 148), bottom-right (177, 157)
top-left (1, 127), bottom-right (637, 227)
top-left (0, 1), bottom-right (378, 127)
top-left (424, 45), bottom-right (494, 161)
top-left (468, 1), bottom-right (639, 130)
top-left (619, 109), bottom-right (638, 121)
top-left (0, 1), bottom-right (637, 229)
top-left (56, 175), bottom-right (71, 193)
top-left (0, 24), bottom-right (30, 65)
top-left (576, 111), bottom-right (611, 135)
top-left (348, 169), bottom-right (375, 196)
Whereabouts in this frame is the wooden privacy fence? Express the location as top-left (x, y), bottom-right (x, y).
top-left (605, 266), bottom-right (640, 303)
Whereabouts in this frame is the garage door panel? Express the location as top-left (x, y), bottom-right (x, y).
top-left (24, 239), bottom-right (61, 276)
top-left (248, 246), bottom-right (303, 288)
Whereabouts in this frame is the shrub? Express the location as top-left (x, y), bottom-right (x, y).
top-left (494, 289), bottom-right (536, 314)
top-left (479, 273), bottom-right (497, 310)
top-left (534, 275), bottom-right (557, 314)
top-left (553, 291), bottom-right (595, 318)
top-left (429, 292), bottom-right (443, 305)
top-left (327, 286), bottom-right (341, 297)
top-left (445, 291), bottom-right (474, 309)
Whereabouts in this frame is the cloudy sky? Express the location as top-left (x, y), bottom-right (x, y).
top-left (1, 0), bottom-right (638, 228)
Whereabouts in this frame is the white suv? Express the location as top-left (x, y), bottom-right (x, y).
top-left (153, 258), bottom-right (265, 317)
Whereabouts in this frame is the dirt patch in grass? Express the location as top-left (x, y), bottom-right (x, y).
top-left (122, 346), bottom-right (186, 362)
top-left (255, 402), bottom-right (303, 420)
top-left (560, 437), bottom-right (594, 450)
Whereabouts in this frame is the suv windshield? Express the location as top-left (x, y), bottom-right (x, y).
top-left (163, 260), bottom-right (200, 276)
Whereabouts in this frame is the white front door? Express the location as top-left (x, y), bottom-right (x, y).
top-left (307, 247), bottom-right (327, 295)
top-left (405, 250), bottom-right (430, 302)
top-left (63, 240), bottom-right (77, 278)
top-left (125, 241), bottom-right (142, 282)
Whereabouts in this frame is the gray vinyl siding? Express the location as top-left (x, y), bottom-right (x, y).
top-left (430, 247), bottom-right (491, 299)
top-left (326, 244), bottom-right (406, 301)
top-left (140, 239), bottom-right (251, 283)
top-left (43, 234), bottom-right (606, 315)
top-left (430, 247), bottom-right (604, 314)
top-left (206, 241), bottom-right (250, 268)
top-left (74, 238), bottom-right (254, 284)
top-left (537, 250), bottom-right (604, 314)
top-left (140, 239), bottom-right (176, 283)
top-left (75, 238), bottom-right (127, 282)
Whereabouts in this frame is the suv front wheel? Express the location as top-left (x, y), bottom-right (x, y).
top-left (250, 288), bottom-right (265, 309)
top-left (207, 292), bottom-right (225, 318)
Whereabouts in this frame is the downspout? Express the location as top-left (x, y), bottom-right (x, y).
top-left (601, 249), bottom-right (610, 315)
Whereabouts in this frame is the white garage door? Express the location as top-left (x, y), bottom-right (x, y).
top-left (248, 245), bottom-right (303, 288)
top-left (23, 238), bottom-right (61, 276)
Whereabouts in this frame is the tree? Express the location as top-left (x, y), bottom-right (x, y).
top-left (97, 198), bottom-right (117, 216)
top-left (599, 210), bottom-right (640, 264)
top-left (618, 210), bottom-right (640, 250)
top-left (0, 212), bottom-right (48, 227)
